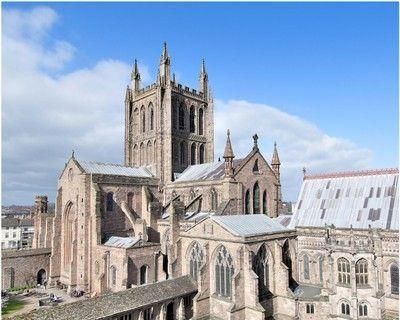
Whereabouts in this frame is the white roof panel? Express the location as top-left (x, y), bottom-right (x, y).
top-left (77, 160), bottom-right (153, 178)
top-left (211, 214), bottom-right (289, 237)
top-left (290, 169), bottom-right (399, 230)
top-left (104, 236), bottom-right (141, 248)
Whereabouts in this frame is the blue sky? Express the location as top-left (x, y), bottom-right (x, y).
top-left (2, 2), bottom-right (398, 205)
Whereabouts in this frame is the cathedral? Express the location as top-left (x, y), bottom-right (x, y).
top-left (4, 44), bottom-right (399, 320)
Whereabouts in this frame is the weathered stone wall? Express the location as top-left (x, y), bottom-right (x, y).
top-left (2, 248), bottom-right (51, 289)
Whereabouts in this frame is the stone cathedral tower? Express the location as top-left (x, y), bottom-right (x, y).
top-left (124, 43), bottom-right (214, 184)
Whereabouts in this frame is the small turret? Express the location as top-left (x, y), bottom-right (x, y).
top-left (271, 142), bottom-right (281, 177)
top-left (223, 129), bottom-right (235, 178)
top-left (158, 42), bottom-right (170, 86)
top-left (199, 59), bottom-right (208, 99)
top-left (131, 59), bottom-right (141, 92)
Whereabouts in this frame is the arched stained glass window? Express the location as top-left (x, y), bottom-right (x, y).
top-left (141, 106), bottom-right (146, 133)
top-left (341, 302), bottom-right (350, 315)
top-left (189, 242), bottom-right (204, 281)
top-left (355, 259), bottom-right (368, 286)
top-left (253, 245), bottom-right (269, 300)
top-left (215, 246), bottom-right (234, 298)
top-left (253, 182), bottom-right (260, 214)
top-left (149, 106), bottom-right (154, 130)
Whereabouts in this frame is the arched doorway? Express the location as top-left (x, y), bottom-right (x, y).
top-left (37, 269), bottom-right (46, 285)
top-left (166, 301), bottom-right (174, 320)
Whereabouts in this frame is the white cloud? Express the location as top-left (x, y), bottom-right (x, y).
top-left (214, 100), bottom-right (373, 201)
top-left (2, 6), bottom-right (374, 205)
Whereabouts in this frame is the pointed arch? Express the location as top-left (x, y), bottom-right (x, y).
top-left (187, 241), bottom-right (204, 281)
top-left (133, 144), bottom-right (138, 166)
top-left (189, 105), bottom-right (196, 133)
top-left (253, 159), bottom-right (259, 172)
top-left (63, 201), bottom-right (75, 271)
top-left (245, 189), bottom-right (250, 214)
top-left (338, 257), bottom-right (351, 285)
top-left (148, 103), bottom-right (154, 131)
top-left (253, 182), bottom-right (260, 214)
top-left (198, 108), bottom-right (204, 135)
top-left (339, 299), bottom-right (351, 316)
top-left (253, 244), bottom-right (270, 300)
top-left (214, 245), bottom-right (234, 298)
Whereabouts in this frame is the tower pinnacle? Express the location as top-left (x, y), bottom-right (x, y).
top-left (199, 58), bottom-right (208, 99)
top-left (223, 129), bottom-right (235, 178)
top-left (271, 141), bottom-right (280, 166)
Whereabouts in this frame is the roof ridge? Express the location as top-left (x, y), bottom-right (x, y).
top-left (304, 168), bottom-right (398, 180)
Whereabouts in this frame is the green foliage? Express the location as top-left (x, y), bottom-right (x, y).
top-left (7, 284), bottom-right (35, 292)
top-left (1, 297), bottom-right (25, 315)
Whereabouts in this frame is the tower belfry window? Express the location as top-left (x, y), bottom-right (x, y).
top-left (198, 108), bottom-right (204, 135)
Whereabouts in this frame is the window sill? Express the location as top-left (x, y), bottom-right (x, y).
top-left (336, 283), bottom-right (351, 289)
top-left (356, 285), bottom-right (373, 290)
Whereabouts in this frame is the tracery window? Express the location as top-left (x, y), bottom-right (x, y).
top-left (358, 303), bottom-right (368, 317)
top-left (355, 259), bottom-right (368, 286)
top-left (189, 106), bottom-right (195, 133)
top-left (189, 242), bottom-right (204, 281)
top-left (303, 254), bottom-right (310, 280)
top-left (340, 302), bottom-right (350, 315)
top-left (337, 258), bottom-right (350, 285)
top-left (198, 108), bottom-right (204, 135)
top-left (391, 264), bottom-right (399, 294)
top-left (106, 192), bottom-right (114, 212)
top-left (179, 104), bottom-right (185, 130)
top-left (245, 190), bottom-right (250, 214)
top-left (253, 245), bottom-right (269, 300)
top-left (215, 246), bottom-right (234, 298)
top-left (253, 182), bottom-right (260, 214)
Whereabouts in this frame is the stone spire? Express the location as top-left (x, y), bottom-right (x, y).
top-left (223, 129), bottom-right (235, 177)
top-left (199, 58), bottom-right (208, 100)
top-left (131, 59), bottom-right (141, 92)
top-left (271, 142), bottom-right (281, 176)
